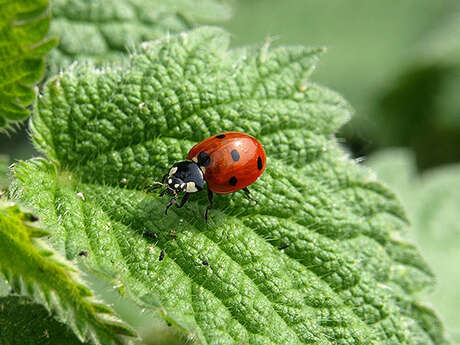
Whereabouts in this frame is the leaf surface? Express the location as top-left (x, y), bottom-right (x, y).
top-left (368, 149), bottom-right (460, 344)
top-left (0, 295), bottom-right (88, 345)
top-left (13, 27), bottom-right (449, 345)
top-left (0, 0), bottom-right (57, 129)
top-left (0, 198), bottom-right (136, 344)
top-left (0, 154), bottom-right (9, 189)
top-left (48, 0), bottom-right (232, 73)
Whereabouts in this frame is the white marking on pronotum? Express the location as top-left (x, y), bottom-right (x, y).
top-left (168, 178), bottom-right (173, 184)
top-left (192, 157), bottom-right (198, 163)
top-left (169, 167), bottom-right (178, 175)
top-left (174, 184), bottom-right (179, 188)
top-left (186, 182), bottom-right (198, 193)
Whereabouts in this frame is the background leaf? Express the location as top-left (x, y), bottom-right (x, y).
top-left (0, 198), bottom-right (136, 345)
top-left (367, 149), bottom-right (460, 344)
top-left (375, 11), bottom-right (460, 169)
top-left (223, 0), bottom-right (460, 168)
top-left (12, 27), bottom-right (449, 344)
top-left (0, 295), bottom-right (88, 345)
top-left (0, 0), bottom-right (57, 129)
top-left (47, 0), bottom-right (232, 74)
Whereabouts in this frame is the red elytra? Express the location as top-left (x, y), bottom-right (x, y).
top-left (187, 132), bottom-right (266, 194)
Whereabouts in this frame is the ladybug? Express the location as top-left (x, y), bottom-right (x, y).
top-left (155, 132), bottom-right (266, 221)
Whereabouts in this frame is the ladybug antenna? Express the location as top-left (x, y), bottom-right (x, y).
top-left (144, 181), bottom-right (165, 192)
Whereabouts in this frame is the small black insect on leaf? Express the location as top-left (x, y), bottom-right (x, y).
top-left (277, 243), bottom-right (290, 250)
top-left (202, 260), bottom-right (209, 266)
top-left (24, 213), bottom-right (39, 222)
top-left (143, 231), bottom-right (158, 240)
top-left (78, 250), bottom-right (88, 256)
top-left (159, 250), bottom-right (165, 261)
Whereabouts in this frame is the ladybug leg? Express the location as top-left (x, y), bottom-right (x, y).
top-left (204, 188), bottom-right (214, 222)
top-left (243, 187), bottom-right (258, 204)
top-left (176, 193), bottom-right (190, 208)
top-left (161, 173), bottom-right (168, 183)
top-left (165, 196), bottom-right (177, 214)
top-left (159, 187), bottom-right (169, 197)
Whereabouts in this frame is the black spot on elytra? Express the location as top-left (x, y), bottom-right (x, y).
top-left (257, 156), bottom-right (263, 170)
top-left (229, 176), bottom-right (238, 186)
top-left (198, 152), bottom-right (211, 167)
top-left (216, 134), bottom-right (226, 139)
top-left (231, 149), bottom-right (240, 162)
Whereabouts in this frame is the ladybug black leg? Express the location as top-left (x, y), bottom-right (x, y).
top-left (165, 196), bottom-right (177, 214)
top-left (243, 187), bottom-right (258, 204)
top-left (160, 188), bottom-right (169, 197)
top-left (205, 188), bottom-right (214, 222)
top-left (161, 173), bottom-right (168, 183)
top-left (176, 193), bottom-right (190, 208)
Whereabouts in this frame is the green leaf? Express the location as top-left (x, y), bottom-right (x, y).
top-left (370, 11), bottom-right (460, 169)
top-left (0, 198), bottom-right (136, 344)
top-left (13, 27), bottom-right (449, 344)
top-left (47, 0), bottom-right (232, 74)
top-left (0, 154), bottom-right (9, 190)
top-left (0, 0), bottom-right (58, 129)
top-left (0, 295), bottom-right (88, 345)
top-left (368, 149), bottom-right (460, 344)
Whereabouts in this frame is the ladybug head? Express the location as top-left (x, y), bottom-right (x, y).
top-left (165, 175), bottom-right (186, 194)
top-left (164, 161), bottom-right (205, 195)
top-left (151, 161), bottom-right (205, 216)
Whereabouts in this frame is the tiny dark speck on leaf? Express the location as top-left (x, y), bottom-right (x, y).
top-left (278, 243), bottom-right (290, 250)
top-left (28, 214), bottom-right (39, 222)
top-left (159, 250), bottom-right (165, 261)
top-left (78, 250), bottom-right (88, 256)
top-left (143, 231), bottom-right (158, 240)
top-left (202, 260), bottom-right (209, 266)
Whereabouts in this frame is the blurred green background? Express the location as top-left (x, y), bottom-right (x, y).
top-left (1, 0), bottom-right (459, 343)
